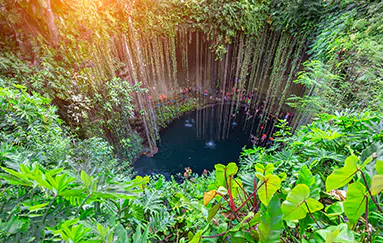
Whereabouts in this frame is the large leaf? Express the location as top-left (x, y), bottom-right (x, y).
top-left (189, 230), bottom-right (202, 243)
top-left (257, 174), bottom-right (281, 206)
top-left (324, 202), bottom-right (344, 220)
top-left (344, 182), bottom-right (367, 224)
top-left (215, 163), bottom-right (238, 187)
top-left (226, 162), bottom-right (239, 176)
top-left (282, 184), bottom-right (323, 220)
top-left (371, 160), bottom-right (383, 195)
top-left (207, 204), bottom-right (220, 222)
top-left (255, 164), bottom-right (275, 175)
top-left (203, 190), bottom-right (216, 206)
top-left (360, 143), bottom-right (383, 179)
top-left (215, 164), bottom-right (226, 187)
top-left (258, 196), bottom-right (283, 243)
top-left (314, 223), bottom-right (355, 243)
top-left (377, 160), bottom-right (383, 174)
top-left (371, 175), bottom-right (383, 195)
top-left (326, 154), bottom-right (358, 192)
top-left (297, 165), bottom-right (320, 200)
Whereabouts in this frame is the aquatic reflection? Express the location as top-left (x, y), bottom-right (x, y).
top-left (184, 120), bottom-right (193, 127)
top-left (134, 102), bottom-right (279, 176)
top-left (205, 140), bottom-right (216, 149)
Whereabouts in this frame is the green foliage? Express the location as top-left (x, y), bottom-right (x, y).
top-left (1, 1), bottom-right (383, 242)
top-left (314, 223), bottom-right (355, 243)
top-left (231, 111), bottom-right (383, 242)
top-left (258, 196), bottom-right (283, 243)
top-left (1, 86), bottom-right (383, 242)
top-left (290, 1), bottom-right (383, 113)
top-left (281, 184), bottom-right (323, 220)
top-left (154, 97), bottom-right (197, 129)
top-left (0, 86), bottom-right (70, 168)
top-left (343, 182), bottom-right (367, 224)
top-left (326, 154), bottom-right (360, 192)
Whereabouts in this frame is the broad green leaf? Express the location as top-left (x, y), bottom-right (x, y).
top-left (204, 190), bottom-right (216, 206)
top-left (306, 198), bottom-right (324, 213)
top-left (258, 174), bottom-right (281, 206)
top-left (282, 184), bottom-right (323, 220)
top-left (226, 162), bottom-right (238, 176)
top-left (371, 175), bottom-right (383, 195)
top-left (255, 164), bottom-right (265, 174)
top-left (230, 177), bottom-right (242, 198)
top-left (325, 229), bottom-right (340, 243)
top-left (344, 182), bottom-right (367, 224)
top-left (324, 202), bottom-right (344, 220)
top-left (314, 223), bottom-right (355, 243)
top-left (265, 164), bottom-right (274, 175)
top-left (189, 230), bottom-right (202, 243)
top-left (258, 196), bottom-right (283, 243)
top-left (215, 164), bottom-right (226, 187)
top-left (377, 160), bottom-right (383, 174)
top-left (207, 204), bottom-right (220, 222)
top-left (297, 165), bottom-right (315, 186)
top-left (297, 165), bottom-right (320, 200)
top-left (326, 154), bottom-right (358, 192)
top-left (255, 172), bottom-right (266, 181)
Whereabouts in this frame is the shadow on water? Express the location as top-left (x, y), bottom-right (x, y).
top-left (134, 102), bottom-right (276, 177)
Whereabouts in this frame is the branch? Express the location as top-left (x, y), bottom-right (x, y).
top-left (234, 181), bottom-right (265, 213)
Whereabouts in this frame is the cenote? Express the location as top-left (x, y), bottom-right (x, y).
top-left (3, 1), bottom-right (382, 242)
top-left (134, 102), bottom-right (276, 176)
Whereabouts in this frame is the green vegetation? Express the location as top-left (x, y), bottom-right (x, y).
top-left (1, 0), bottom-right (383, 242)
top-left (2, 88), bottom-right (382, 242)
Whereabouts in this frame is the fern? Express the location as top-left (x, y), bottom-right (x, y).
top-left (149, 208), bottom-right (175, 235)
top-left (140, 189), bottom-right (164, 214)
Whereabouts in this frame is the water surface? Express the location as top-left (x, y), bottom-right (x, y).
top-left (134, 103), bottom-right (274, 176)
